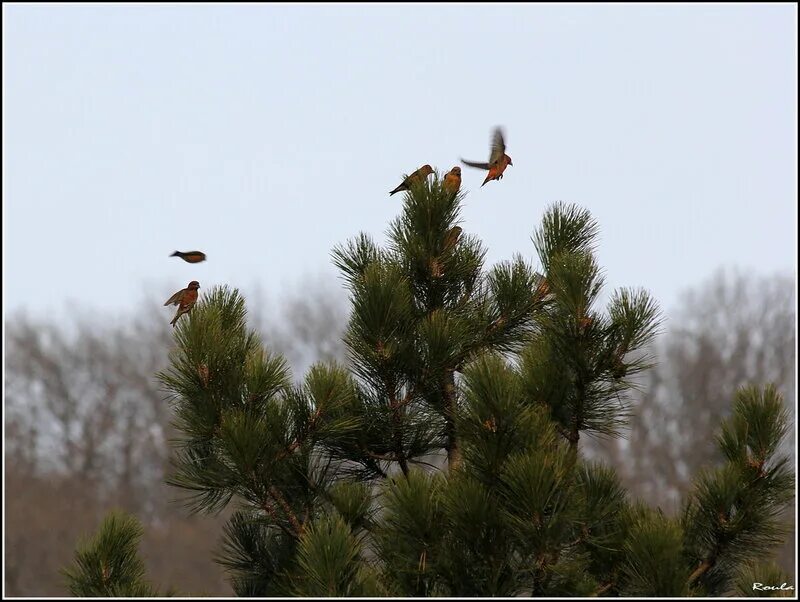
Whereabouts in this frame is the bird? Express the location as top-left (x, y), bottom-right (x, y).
top-left (611, 353), bottom-right (628, 379)
top-left (389, 164), bottom-right (434, 196)
top-left (431, 226), bottom-right (463, 278)
top-left (164, 281), bottom-right (200, 327)
top-left (170, 250), bottom-right (207, 263)
top-left (442, 226), bottom-right (463, 252)
top-left (443, 166), bottom-right (462, 195)
top-left (533, 275), bottom-right (554, 304)
top-left (461, 126), bottom-right (513, 186)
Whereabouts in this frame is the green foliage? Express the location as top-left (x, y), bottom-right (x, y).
top-left (459, 354), bottom-right (559, 486)
top-left (717, 384), bottom-right (791, 469)
top-left (498, 448), bottom-right (577, 561)
top-left (62, 510), bottom-right (163, 597)
top-left (332, 172), bottom-right (542, 474)
top-left (326, 480), bottom-right (375, 533)
top-left (682, 386), bottom-right (795, 595)
top-left (574, 462), bottom-right (630, 584)
top-left (215, 510), bottom-right (297, 596)
top-left (291, 513), bottom-right (382, 597)
top-left (522, 202), bottom-right (663, 444)
top-left (375, 471), bottom-right (446, 596)
top-left (437, 473), bottom-right (518, 596)
top-left (159, 287), bottom-right (293, 515)
top-left (619, 510), bottom-right (690, 597)
top-left (532, 202), bottom-right (599, 272)
top-left (66, 185), bottom-right (794, 597)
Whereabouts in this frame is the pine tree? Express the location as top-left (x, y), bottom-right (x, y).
top-left (65, 171), bottom-right (794, 597)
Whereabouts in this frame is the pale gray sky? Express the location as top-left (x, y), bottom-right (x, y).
top-left (3, 4), bottom-right (797, 321)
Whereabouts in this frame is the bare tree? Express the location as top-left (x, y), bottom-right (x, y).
top-left (604, 268), bottom-right (795, 506)
top-left (5, 302), bottom-right (173, 511)
top-left (248, 273), bottom-right (348, 376)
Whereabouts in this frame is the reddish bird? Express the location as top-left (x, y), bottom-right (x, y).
top-left (164, 281), bottom-right (200, 327)
top-left (431, 226), bottom-right (463, 278)
top-left (461, 127), bottom-right (513, 187)
top-left (443, 166), bottom-right (462, 196)
top-left (170, 250), bottom-right (207, 264)
top-left (442, 226), bottom-right (463, 252)
top-left (389, 164), bottom-right (434, 196)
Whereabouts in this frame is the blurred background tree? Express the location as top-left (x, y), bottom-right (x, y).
top-left (3, 279), bottom-right (347, 597)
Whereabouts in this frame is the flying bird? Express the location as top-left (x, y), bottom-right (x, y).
top-left (389, 164), bottom-right (434, 196)
top-left (443, 166), bottom-right (462, 195)
top-left (165, 281), bottom-right (200, 327)
top-left (461, 127), bottom-right (513, 187)
top-left (170, 250), bottom-right (207, 264)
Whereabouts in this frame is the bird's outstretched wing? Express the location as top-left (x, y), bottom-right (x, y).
top-left (164, 289), bottom-right (184, 306)
top-left (461, 158), bottom-right (490, 170)
top-left (488, 127), bottom-right (506, 166)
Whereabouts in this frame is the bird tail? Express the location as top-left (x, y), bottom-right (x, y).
top-left (170, 251), bottom-right (181, 257)
top-left (389, 185), bottom-right (403, 196)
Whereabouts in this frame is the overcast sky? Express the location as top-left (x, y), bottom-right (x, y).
top-left (3, 3), bottom-right (797, 323)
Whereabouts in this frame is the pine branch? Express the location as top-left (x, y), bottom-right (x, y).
top-left (268, 485), bottom-right (304, 536)
top-left (62, 510), bottom-right (163, 597)
top-left (260, 498), bottom-right (297, 540)
top-left (682, 385), bottom-right (794, 594)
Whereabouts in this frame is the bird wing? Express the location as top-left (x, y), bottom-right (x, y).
top-left (408, 166), bottom-right (424, 180)
top-left (164, 289), bottom-right (184, 306)
top-left (488, 127), bottom-right (506, 166)
top-left (461, 158), bottom-right (491, 170)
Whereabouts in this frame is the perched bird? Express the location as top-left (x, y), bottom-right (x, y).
top-left (198, 363), bottom-right (210, 386)
top-left (430, 258), bottom-right (443, 278)
top-left (461, 126), bottom-right (513, 187)
top-left (533, 275), bottom-right (554, 304)
top-left (442, 226), bottom-right (463, 252)
top-left (170, 250), bottom-right (207, 263)
top-left (610, 342), bottom-right (629, 379)
top-left (611, 353), bottom-right (628, 379)
top-left (164, 281), bottom-right (200, 327)
top-left (431, 226), bottom-right (463, 278)
top-left (389, 164), bottom-right (434, 196)
top-left (443, 166), bottom-right (462, 195)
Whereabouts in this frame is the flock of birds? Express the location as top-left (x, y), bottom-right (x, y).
top-left (163, 126), bottom-right (513, 328)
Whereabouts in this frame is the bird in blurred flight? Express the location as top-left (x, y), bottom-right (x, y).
top-left (170, 250), bottom-right (207, 263)
top-left (165, 281), bottom-right (200, 327)
top-left (389, 164), bottom-right (434, 196)
top-left (461, 127), bottom-right (513, 186)
top-left (443, 166), bottom-right (462, 195)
